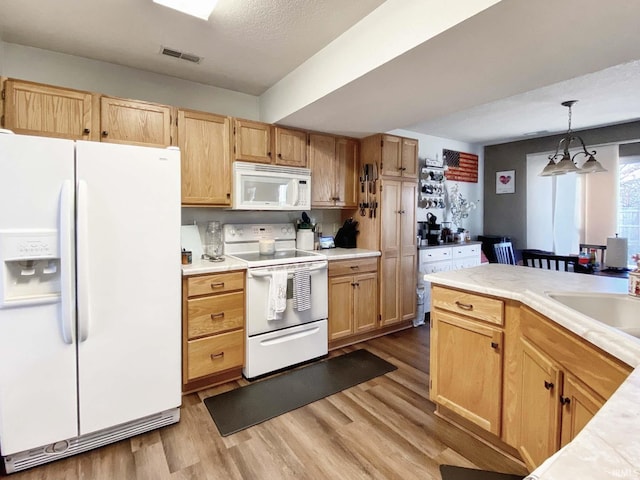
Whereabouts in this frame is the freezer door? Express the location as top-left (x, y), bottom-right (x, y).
top-left (0, 134), bottom-right (78, 454)
top-left (75, 141), bottom-right (181, 435)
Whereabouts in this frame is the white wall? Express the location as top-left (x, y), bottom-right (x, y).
top-left (390, 129), bottom-right (484, 237)
top-left (0, 42), bottom-right (260, 119)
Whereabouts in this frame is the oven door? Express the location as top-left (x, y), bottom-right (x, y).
top-left (245, 260), bottom-right (328, 337)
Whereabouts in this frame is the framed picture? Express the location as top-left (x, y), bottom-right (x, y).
top-left (496, 170), bottom-right (515, 194)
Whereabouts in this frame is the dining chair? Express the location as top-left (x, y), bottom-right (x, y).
top-left (521, 251), bottom-right (576, 272)
top-left (493, 242), bottom-right (516, 265)
top-left (579, 243), bottom-right (606, 266)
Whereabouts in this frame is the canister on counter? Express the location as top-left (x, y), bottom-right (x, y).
top-left (181, 249), bottom-right (192, 265)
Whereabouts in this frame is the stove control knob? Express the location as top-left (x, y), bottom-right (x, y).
top-left (281, 227), bottom-right (287, 234)
top-left (287, 226), bottom-right (294, 234)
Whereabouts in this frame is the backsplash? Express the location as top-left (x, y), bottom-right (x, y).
top-left (181, 208), bottom-right (345, 245)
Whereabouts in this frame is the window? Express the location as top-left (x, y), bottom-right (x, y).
top-left (618, 155), bottom-right (640, 262)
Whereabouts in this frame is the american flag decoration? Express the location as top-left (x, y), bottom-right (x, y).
top-left (443, 149), bottom-right (478, 183)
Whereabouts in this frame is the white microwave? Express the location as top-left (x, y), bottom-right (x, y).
top-left (232, 161), bottom-right (311, 210)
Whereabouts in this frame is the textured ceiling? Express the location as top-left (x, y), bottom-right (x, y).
top-left (1, 0), bottom-right (640, 144)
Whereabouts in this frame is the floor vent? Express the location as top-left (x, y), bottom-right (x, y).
top-left (160, 46), bottom-right (202, 64)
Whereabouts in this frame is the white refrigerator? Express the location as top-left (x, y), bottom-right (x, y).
top-left (0, 132), bottom-right (182, 473)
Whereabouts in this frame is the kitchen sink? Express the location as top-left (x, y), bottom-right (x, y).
top-left (547, 292), bottom-right (640, 337)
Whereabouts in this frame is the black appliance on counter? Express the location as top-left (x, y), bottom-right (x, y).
top-left (478, 235), bottom-right (511, 263)
top-left (418, 213), bottom-right (441, 246)
top-left (335, 218), bottom-right (359, 248)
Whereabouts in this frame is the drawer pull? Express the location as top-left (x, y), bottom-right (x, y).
top-left (210, 312), bottom-right (225, 320)
top-left (544, 381), bottom-right (554, 390)
top-left (455, 301), bottom-right (473, 311)
top-left (210, 282), bottom-right (225, 289)
top-left (210, 352), bottom-right (225, 361)
top-left (350, 265), bottom-right (359, 269)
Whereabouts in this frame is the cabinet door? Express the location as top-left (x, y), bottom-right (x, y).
top-left (380, 179), bottom-right (401, 325)
top-left (328, 276), bottom-right (354, 340)
top-left (233, 119), bottom-right (272, 163)
top-left (100, 96), bottom-right (172, 147)
top-left (274, 127), bottom-right (307, 167)
top-left (335, 138), bottom-right (359, 207)
top-left (401, 137), bottom-right (418, 178)
top-left (309, 133), bottom-right (337, 207)
top-left (178, 110), bottom-right (231, 206)
top-left (431, 310), bottom-right (503, 435)
top-left (354, 272), bottom-right (378, 333)
top-left (400, 181), bottom-right (417, 320)
top-left (519, 337), bottom-right (562, 471)
top-left (4, 79), bottom-right (95, 140)
top-left (380, 134), bottom-right (402, 176)
top-left (560, 373), bottom-right (605, 448)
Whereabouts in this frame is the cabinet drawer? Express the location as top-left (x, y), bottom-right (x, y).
top-left (420, 247), bottom-right (452, 263)
top-left (187, 291), bottom-right (244, 339)
top-left (432, 286), bottom-right (504, 326)
top-left (187, 330), bottom-right (244, 380)
top-left (187, 271), bottom-right (244, 297)
top-left (452, 244), bottom-right (480, 258)
top-left (422, 260), bottom-right (451, 274)
top-left (329, 257), bottom-right (377, 277)
top-left (453, 258), bottom-right (481, 270)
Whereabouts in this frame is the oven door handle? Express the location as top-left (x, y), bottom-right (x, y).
top-left (249, 263), bottom-right (327, 278)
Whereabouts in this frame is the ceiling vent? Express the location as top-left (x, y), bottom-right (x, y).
top-left (160, 46), bottom-right (202, 64)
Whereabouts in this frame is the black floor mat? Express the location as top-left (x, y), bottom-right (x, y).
top-left (203, 349), bottom-right (397, 436)
top-left (440, 465), bottom-right (525, 480)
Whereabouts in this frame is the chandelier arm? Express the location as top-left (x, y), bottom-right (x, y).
top-left (570, 135), bottom-right (596, 156)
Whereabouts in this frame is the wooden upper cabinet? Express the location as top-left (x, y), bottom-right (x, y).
top-left (100, 96), bottom-right (173, 147)
top-left (178, 109), bottom-right (231, 206)
top-left (274, 127), bottom-right (307, 167)
top-left (309, 134), bottom-right (359, 208)
top-left (401, 137), bottom-right (418, 178)
top-left (380, 134), bottom-right (402, 177)
top-left (335, 138), bottom-right (358, 208)
top-left (309, 133), bottom-right (337, 207)
top-left (2, 78), bottom-right (97, 140)
top-left (233, 119), bottom-right (272, 163)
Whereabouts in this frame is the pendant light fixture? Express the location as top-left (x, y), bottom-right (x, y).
top-left (539, 100), bottom-right (607, 176)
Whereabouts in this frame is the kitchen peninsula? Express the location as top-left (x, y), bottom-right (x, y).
top-left (425, 264), bottom-right (640, 479)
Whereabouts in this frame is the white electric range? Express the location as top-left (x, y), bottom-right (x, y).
top-left (223, 223), bottom-right (328, 379)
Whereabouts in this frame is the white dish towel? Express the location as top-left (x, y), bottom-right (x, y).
top-left (293, 268), bottom-right (311, 312)
top-left (267, 270), bottom-right (288, 320)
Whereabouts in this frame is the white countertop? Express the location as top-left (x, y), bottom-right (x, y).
top-left (321, 248), bottom-right (381, 261)
top-left (181, 248), bottom-right (380, 275)
top-left (424, 264), bottom-right (640, 479)
top-left (181, 256), bottom-right (247, 276)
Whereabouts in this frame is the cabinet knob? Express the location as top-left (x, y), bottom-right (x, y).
top-left (560, 395), bottom-right (571, 405)
top-left (544, 381), bottom-right (554, 390)
top-left (267, 151), bottom-right (272, 157)
top-left (277, 153), bottom-right (282, 158)
top-left (101, 130), bottom-right (108, 136)
top-left (83, 128), bottom-right (91, 135)
top-left (490, 342), bottom-right (499, 349)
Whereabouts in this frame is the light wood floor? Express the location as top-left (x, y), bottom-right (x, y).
top-left (2, 325), bottom-right (528, 479)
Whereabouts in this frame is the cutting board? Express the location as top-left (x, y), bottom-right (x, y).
top-left (181, 225), bottom-right (203, 260)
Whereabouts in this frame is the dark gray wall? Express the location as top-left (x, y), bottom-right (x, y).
top-left (483, 120), bottom-right (640, 249)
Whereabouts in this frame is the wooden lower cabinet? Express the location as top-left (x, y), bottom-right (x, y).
top-left (517, 306), bottom-right (629, 471)
top-left (429, 287), bottom-right (633, 472)
top-left (182, 270), bottom-right (245, 392)
top-left (328, 257), bottom-right (379, 348)
top-left (430, 287), bottom-right (505, 436)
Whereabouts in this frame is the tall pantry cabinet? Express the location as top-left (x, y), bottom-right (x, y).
top-left (358, 133), bottom-right (418, 326)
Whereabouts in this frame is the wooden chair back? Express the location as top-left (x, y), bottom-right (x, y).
top-left (521, 251), bottom-right (576, 272)
top-left (493, 242), bottom-right (516, 265)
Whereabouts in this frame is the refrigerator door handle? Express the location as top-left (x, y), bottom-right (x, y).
top-left (77, 179), bottom-right (90, 342)
top-left (60, 180), bottom-right (75, 345)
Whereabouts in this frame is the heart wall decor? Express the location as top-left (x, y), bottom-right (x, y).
top-left (496, 170), bottom-right (516, 194)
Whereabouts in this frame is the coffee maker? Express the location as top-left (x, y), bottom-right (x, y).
top-left (425, 213), bottom-right (441, 246)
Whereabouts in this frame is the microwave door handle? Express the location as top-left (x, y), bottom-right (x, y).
top-left (291, 180), bottom-right (299, 206)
